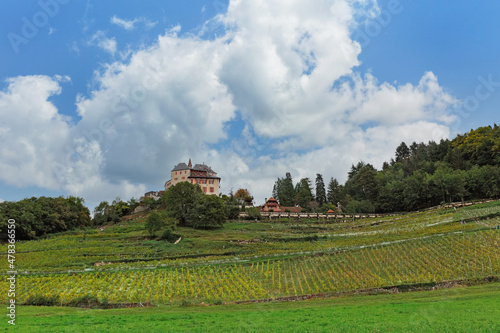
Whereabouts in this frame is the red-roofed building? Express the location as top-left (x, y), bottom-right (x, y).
top-left (262, 197), bottom-right (281, 212)
top-left (165, 158), bottom-right (221, 195)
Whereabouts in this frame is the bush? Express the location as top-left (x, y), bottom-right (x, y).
top-left (68, 295), bottom-right (108, 309)
top-left (246, 207), bottom-right (261, 220)
top-left (24, 295), bottom-right (60, 306)
top-left (160, 227), bottom-right (180, 242)
top-left (180, 299), bottom-right (192, 307)
top-left (145, 211), bottom-right (176, 237)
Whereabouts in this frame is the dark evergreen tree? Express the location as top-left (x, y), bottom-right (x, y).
top-left (315, 174), bottom-right (327, 206)
top-left (395, 142), bottom-right (410, 162)
top-left (273, 172), bottom-right (296, 206)
top-left (327, 178), bottom-right (343, 205)
top-left (295, 178), bottom-right (314, 210)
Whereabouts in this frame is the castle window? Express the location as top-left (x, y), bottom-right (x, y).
top-left (203, 187), bottom-right (207, 193)
top-left (210, 187), bottom-right (214, 193)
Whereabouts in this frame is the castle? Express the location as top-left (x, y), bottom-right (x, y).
top-left (164, 159), bottom-right (221, 195)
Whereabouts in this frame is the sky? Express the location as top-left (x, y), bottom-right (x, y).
top-left (0, 0), bottom-right (499, 211)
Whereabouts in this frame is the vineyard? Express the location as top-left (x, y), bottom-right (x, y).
top-left (1, 202), bottom-right (499, 306)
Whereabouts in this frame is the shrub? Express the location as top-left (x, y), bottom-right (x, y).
top-left (145, 211), bottom-right (176, 237)
top-left (68, 295), bottom-right (108, 309)
top-left (246, 207), bottom-right (261, 220)
top-left (180, 299), bottom-right (192, 307)
top-left (24, 295), bottom-right (60, 306)
top-left (160, 227), bottom-right (180, 242)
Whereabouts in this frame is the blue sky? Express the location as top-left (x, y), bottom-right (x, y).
top-left (0, 0), bottom-right (499, 210)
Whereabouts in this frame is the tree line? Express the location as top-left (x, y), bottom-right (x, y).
top-left (0, 196), bottom-right (90, 240)
top-left (273, 124), bottom-right (500, 213)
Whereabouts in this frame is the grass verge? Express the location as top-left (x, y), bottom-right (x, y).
top-left (12, 281), bottom-right (500, 332)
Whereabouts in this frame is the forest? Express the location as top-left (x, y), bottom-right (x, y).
top-left (273, 124), bottom-right (500, 213)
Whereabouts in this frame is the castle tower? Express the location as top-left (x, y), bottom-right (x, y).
top-left (188, 158), bottom-right (192, 168)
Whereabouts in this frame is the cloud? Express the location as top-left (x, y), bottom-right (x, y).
top-left (0, 75), bottom-right (71, 190)
top-left (0, 199), bottom-right (4, 203)
top-left (110, 15), bottom-right (157, 31)
top-left (0, 75), bottom-right (145, 207)
top-left (0, 0), bottom-right (459, 208)
top-left (70, 41), bottom-right (80, 55)
top-left (89, 31), bottom-right (117, 55)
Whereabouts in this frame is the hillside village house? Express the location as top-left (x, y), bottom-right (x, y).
top-left (144, 191), bottom-right (164, 201)
top-left (261, 197), bottom-right (281, 212)
top-left (260, 197), bottom-right (302, 213)
top-left (164, 159), bottom-right (221, 195)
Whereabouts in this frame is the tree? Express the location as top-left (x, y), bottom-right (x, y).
top-left (112, 197), bottom-right (130, 219)
top-left (163, 182), bottom-right (203, 226)
top-left (189, 195), bottom-right (227, 229)
top-left (295, 178), bottom-right (314, 210)
top-left (145, 211), bottom-right (167, 237)
top-left (431, 163), bottom-right (454, 203)
top-left (345, 199), bottom-right (375, 213)
top-left (401, 171), bottom-right (428, 211)
top-left (345, 163), bottom-right (379, 202)
top-left (0, 196), bottom-right (90, 241)
top-left (273, 172), bottom-right (296, 206)
top-left (235, 188), bottom-right (250, 199)
top-left (315, 174), bottom-right (326, 206)
top-left (235, 188), bottom-right (254, 205)
top-left (327, 178), bottom-right (343, 205)
top-left (224, 193), bottom-right (241, 220)
top-left (93, 201), bottom-right (111, 226)
top-left (395, 142), bottom-right (410, 162)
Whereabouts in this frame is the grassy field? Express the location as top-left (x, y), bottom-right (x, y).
top-left (14, 282), bottom-right (500, 332)
top-left (1, 201), bottom-right (499, 330)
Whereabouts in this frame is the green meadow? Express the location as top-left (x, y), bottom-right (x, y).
top-left (15, 282), bottom-right (500, 332)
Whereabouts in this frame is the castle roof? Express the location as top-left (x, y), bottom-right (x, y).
top-left (172, 163), bottom-right (189, 171)
top-left (192, 164), bottom-right (216, 174)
